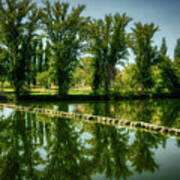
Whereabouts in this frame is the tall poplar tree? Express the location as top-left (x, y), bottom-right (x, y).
top-left (174, 38), bottom-right (180, 59)
top-left (28, 37), bottom-right (46, 86)
top-left (0, 0), bottom-right (41, 99)
top-left (131, 22), bottom-right (159, 92)
top-left (42, 0), bottom-right (86, 96)
top-left (160, 37), bottom-right (168, 56)
top-left (89, 13), bottom-right (132, 94)
top-left (173, 39), bottom-right (180, 85)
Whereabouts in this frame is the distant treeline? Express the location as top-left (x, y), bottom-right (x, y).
top-left (0, 0), bottom-right (179, 99)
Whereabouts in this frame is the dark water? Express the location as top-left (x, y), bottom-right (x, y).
top-left (0, 99), bottom-right (180, 180)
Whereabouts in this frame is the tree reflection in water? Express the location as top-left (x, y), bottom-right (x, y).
top-left (0, 100), bottom-right (180, 179)
top-left (71, 99), bottom-right (180, 129)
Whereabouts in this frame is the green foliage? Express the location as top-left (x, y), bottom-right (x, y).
top-left (27, 37), bottom-right (50, 86)
top-left (0, 49), bottom-right (7, 91)
top-left (72, 56), bottom-right (94, 87)
top-left (36, 71), bottom-right (51, 88)
top-left (113, 64), bottom-right (138, 92)
top-left (160, 37), bottom-right (167, 56)
top-left (89, 13), bottom-right (132, 94)
top-left (130, 22), bottom-right (160, 92)
top-left (0, 0), bottom-right (41, 98)
top-left (0, 0), bottom-right (178, 98)
top-left (174, 38), bottom-right (180, 59)
top-left (153, 56), bottom-right (180, 93)
top-left (0, 47), bottom-right (7, 77)
top-left (174, 57), bottom-right (180, 79)
top-left (42, 0), bottom-right (86, 96)
top-left (160, 57), bottom-right (179, 92)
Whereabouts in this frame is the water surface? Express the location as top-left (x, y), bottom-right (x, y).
top-left (0, 99), bottom-right (180, 179)
top-left (20, 99), bottom-right (180, 128)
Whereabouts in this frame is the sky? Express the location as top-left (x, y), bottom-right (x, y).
top-left (38, 0), bottom-right (180, 59)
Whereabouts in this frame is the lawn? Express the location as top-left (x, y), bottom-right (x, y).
top-left (1, 87), bottom-right (92, 96)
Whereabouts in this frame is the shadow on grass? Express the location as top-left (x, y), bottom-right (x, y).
top-left (16, 91), bottom-right (180, 102)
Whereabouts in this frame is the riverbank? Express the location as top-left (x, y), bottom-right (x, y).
top-left (1, 91), bottom-right (180, 102)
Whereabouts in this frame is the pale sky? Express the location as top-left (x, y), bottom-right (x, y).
top-left (37, 0), bottom-right (180, 59)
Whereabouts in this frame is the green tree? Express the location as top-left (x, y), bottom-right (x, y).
top-left (113, 64), bottom-right (138, 93)
top-left (0, 46), bottom-right (8, 90)
top-left (160, 37), bottom-right (167, 56)
top-left (158, 56), bottom-right (180, 93)
top-left (89, 13), bottom-right (132, 94)
top-left (174, 38), bottom-right (180, 59)
top-left (174, 39), bottom-right (180, 81)
top-left (130, 22), bottom-right (159, 92)
top-left (0, 0), bottom-right (41, 99)
top-left (173, 57), bottom-right (180, 81)
top-left (72, 56), bottom-right (94, 88)
top-left (42, 0), bottom-right (86, 96)
top-left (36, 71), bottom-right (51, 88)
top-left (28, 37), bottom-right (50, 87)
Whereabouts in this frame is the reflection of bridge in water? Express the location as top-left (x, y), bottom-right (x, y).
top-left (0, 103), bottom-right (180, 138)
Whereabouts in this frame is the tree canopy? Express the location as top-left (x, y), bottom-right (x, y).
top-left (42, 0), bottom-right (86, 96)
top-left (0, 0), bottom-right (179, 98)
top-left (89, 13), bottom-right (132, 94)
top-left (130, 22), bottom-right (160, 92)
top-left (160, 37), bottom-right (168, 56)
top-left (0, 0), bottom-right (42, 98)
